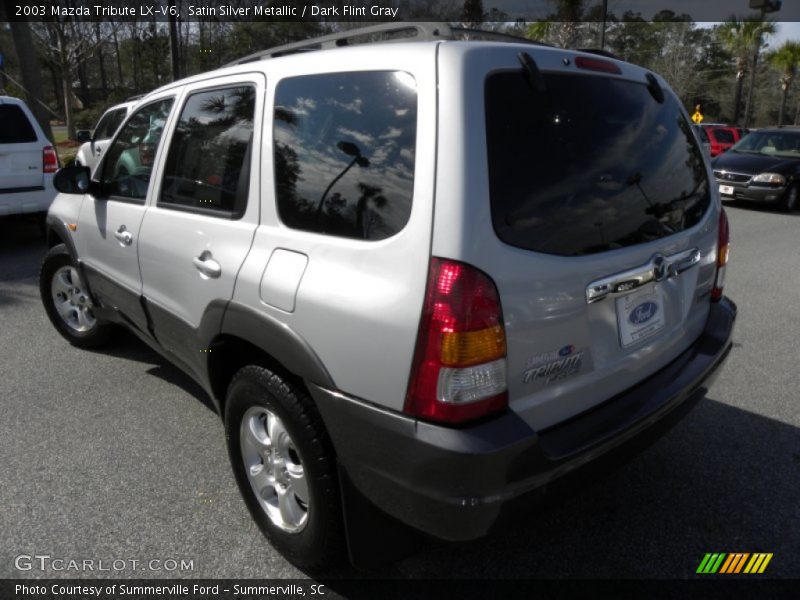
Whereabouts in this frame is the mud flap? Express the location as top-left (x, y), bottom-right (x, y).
top-left (338, 464), bottom-right (423, 568)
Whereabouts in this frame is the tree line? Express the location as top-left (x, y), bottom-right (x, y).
top-left (1, 1), bottom-right (799, 141)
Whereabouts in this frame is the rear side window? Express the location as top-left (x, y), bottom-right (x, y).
top-left (160, 86), bottom-right (255, 217)
top-left (94, 108), bottom-right (128, 140)
top-left (485, 71), bottom-right (710, 256)
top-left (273, 71), bottom-right (417, 241)
top-left (712, 129), bottom-right (735, 144)
top-left (0, 105), bottom-right (37, 143)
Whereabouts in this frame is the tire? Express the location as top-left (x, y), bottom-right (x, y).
top-left (225, 365), bottom-right (345, 571)
top-left (780, 185), bottom-right (798, 212)
top-left (39, 244), bottom-right (113, 348)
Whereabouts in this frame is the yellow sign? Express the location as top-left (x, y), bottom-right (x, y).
top-left (692, 105), bottom-right (703, 124)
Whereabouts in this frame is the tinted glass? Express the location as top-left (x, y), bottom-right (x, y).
top-left (694, 125), bottom-right (709, 142)
top-left (731, 130), bottom-right (800, 158)
top-left (101, 99), bottom-right (173, 201)
top-left (160, 86), bottom-right (255, 216)
top-left (712, 129), bottom-right (735, 144)
top-left (274, 71), bottom-right (417, 240)
top-left (94, 108), bottom-right (127, 140)
top-left (0, 105), bottom-right (37, 143)
top-left (485, 72), bottom-right (709, 256)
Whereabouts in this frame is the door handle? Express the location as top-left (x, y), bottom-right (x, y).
top-left (192, 251), bottom-right (222, 279)
top-left (114, 225), bottom-right (133, 246)
top-left (585, 247), bottom-right (700, 303)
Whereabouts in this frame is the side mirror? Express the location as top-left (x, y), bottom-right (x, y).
top-left (53, 166), bottom-right (91, 194)
top-left (74, 130), bottom-right (92, 143)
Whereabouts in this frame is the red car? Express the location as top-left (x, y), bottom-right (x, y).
top-left (701, 125), bottom-right (742, 157)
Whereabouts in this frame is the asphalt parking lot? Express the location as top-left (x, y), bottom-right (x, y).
top-left (1, 203), bottom-right (798, 582)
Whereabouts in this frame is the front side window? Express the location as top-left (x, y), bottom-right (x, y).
top-left (731, 130), bottom-right (800, 157)
top-left (273, 71), bottom-right (417, 241)
top-left (101, 98), bottom-right (174, 201)
top-left (160, 86), bottom-right (255, 216)
top-left (94, 108), bottom-right (128, 140)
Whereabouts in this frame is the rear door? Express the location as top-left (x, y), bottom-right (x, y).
top-left (0, 102), bottom-right (42, 191)
top-left (435, 45), bottom-right (720, 431)
top-left (138, 74), bottom-right (263, 377)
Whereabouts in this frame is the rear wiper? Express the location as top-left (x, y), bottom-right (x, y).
top-left (518, 52), bottom-right (546, 93)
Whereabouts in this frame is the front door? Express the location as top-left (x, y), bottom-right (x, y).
top-left (76, 96), bottom-right (176, 334)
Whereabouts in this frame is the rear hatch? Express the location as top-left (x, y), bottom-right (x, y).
top-left (0, 102), bottom-right (43, 191)
top-left (435, 44), bottom-right (720, 432)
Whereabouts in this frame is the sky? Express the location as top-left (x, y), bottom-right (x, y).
top-left (696, 22), bottom-right (800, 48)
top-left (489, 0), bottom-right (800, 21)
top-left (771, 22), bottom-right (800, 46)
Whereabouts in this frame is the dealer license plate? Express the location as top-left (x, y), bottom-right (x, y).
top-left (616, 285), bottom-right (665, 348)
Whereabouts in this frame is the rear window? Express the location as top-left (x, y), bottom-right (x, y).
top-left (711, 129), bottom-right (735, 144)
top-left (485, 71), bottom-right (710, 256)
top-left (0, 105), bottom-right (37, 144)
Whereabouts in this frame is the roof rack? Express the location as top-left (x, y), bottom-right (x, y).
top-left (226, 22), bottom-right (550, 67)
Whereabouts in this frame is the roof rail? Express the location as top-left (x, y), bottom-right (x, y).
top-left (125, 94), bottom-right (144, 102)
top-left (225, 22), bottom-right (550, 67)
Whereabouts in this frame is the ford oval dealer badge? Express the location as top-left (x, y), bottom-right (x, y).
top-left (616, 286), bottom-right (665, 347)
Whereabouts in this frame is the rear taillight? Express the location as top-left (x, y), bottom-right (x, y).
top-left (43, 146), bottom-right (59, 174)
top-left (404, 258), bottom-right (508, 424)
top-left (574, 56), bottom-right (622, 75)
top-left (711, 208), bottom-right (730, 302)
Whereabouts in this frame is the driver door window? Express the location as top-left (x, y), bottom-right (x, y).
top-left (100, 99), bottom-right (174, 202)
top-left (93, 108), bottom-right (126, 140)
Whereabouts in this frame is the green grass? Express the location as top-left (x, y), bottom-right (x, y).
top-left (52, 128), bottom-right (79, 166)
top-left (53, 129), bottom-right (68, 144)
top-left (57, 148), bottom-right (79, 167)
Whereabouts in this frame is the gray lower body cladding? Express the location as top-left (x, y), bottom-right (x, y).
top-left (310, 297), bottom-right (737, 542)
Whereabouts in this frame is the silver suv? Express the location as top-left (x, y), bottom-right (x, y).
top-left (40, 24), bottom-right (736, 569)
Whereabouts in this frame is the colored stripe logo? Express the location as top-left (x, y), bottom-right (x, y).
top-left (696, 553), bottom-right (773, 574)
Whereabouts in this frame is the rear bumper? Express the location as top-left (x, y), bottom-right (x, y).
top-left (0, 178), bottom-right (55, 216)
top-left (310, 297), bottom-right (737, 542)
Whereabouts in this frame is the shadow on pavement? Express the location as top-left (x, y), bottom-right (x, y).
top-left (0, 218), bottom-right (47, 283)
top-left (318, 395), bottom-right (799, 584)
top-left (86, 329), bottom-right (218, 415)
